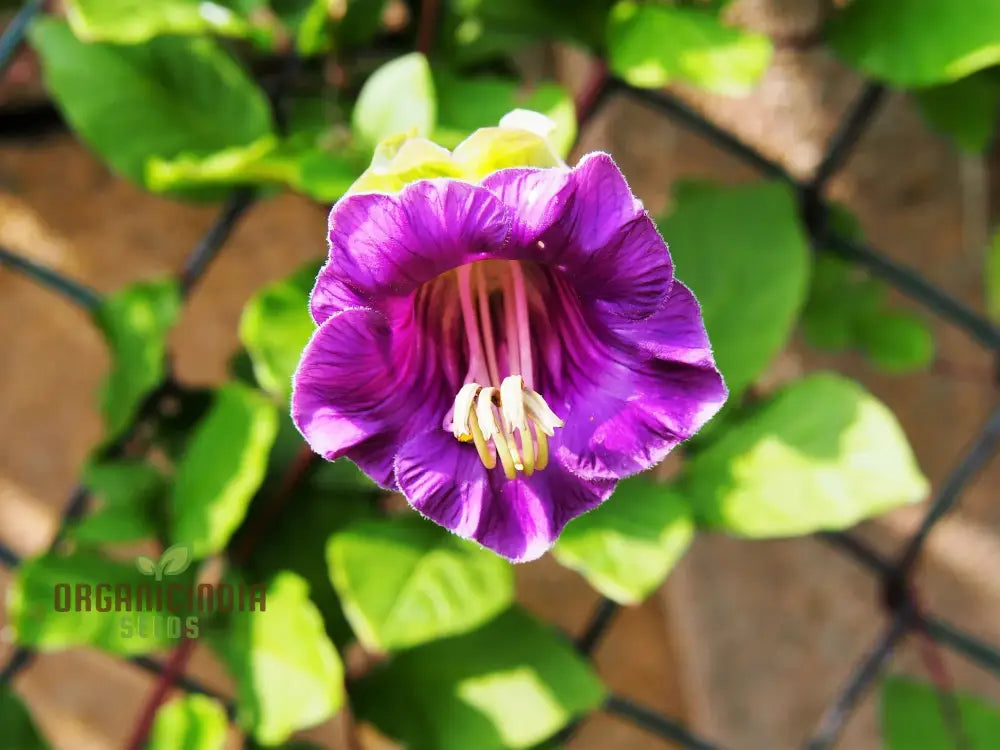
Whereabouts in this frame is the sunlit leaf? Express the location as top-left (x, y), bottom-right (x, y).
top-left (353, 608), bottom-right (605, 750)
top-left (554, 479), bottom-right (694, 604)
top-left (239, 263), bottom-right (318, 401)
top-left (171, 384), bottom-right (279, 557)
top-left (608, 1), bottom-right (772, 94)
top-left (685, 373), bottom-right (929, 536)
top-left (659, 181), bottom-right (810, 397)
top-left (211, 572), bottom-right (344, 745)
top-left (95, 280), bottom-right (180, 441)
top-left (65, 0), bottom-right (278, 47)
top-left (329, 515), bottom-right (514, 652)
top-left (149, 694), bottom-right (229, 750)
top-left (29, 18), bottom-right (273, 186)
top-left (830, 0), bottom-right (1000, 86)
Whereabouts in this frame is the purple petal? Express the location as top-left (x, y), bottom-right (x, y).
top-left (395, 430), bottom-right (615, 562)
top-left (555, 358), bottom-right (726, 480)
top-left (291, 307), bottom-right (448, 488)
top-left (310, 179), bottom-right (511, 323)
top-left (552, 284), bottom-right (727, 480)
top-left (483, 152), bottom-right (672, 319)
top-left (610, 281), bottom-right (716, 366)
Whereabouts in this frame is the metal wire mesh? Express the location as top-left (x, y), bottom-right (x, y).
top-left (2, 4), bottom-right (1000, 747)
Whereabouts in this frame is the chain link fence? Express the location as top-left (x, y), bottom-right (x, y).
top-left (2, 1), bottom-right (1000, 747)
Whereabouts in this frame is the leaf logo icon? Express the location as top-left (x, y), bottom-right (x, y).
top-left (135, 544), bottom-right (192, 581)
top-left (135, 555), bottom-right (157, 577)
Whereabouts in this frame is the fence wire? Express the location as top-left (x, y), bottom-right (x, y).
top-left (2, 5), bottom-right (1000, 749)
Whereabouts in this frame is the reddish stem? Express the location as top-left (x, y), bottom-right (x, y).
top-left (123, 637), bottom-right (197, 750)
top-left (124, 445), bottom-right (316, 748)
top-left (416, 0), bottom-right (440, 57)
top-left (231, 445), bottom-right (316, 565)
top-left (575, 60), bottom-right (609, 125)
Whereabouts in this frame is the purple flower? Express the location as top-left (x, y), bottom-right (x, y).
top-left (292, 152), bottom-right (727, 561)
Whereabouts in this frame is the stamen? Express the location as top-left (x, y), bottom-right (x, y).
top-left (524, 389), bottom-right (564, 435)
top-left (475, 263), bottom-right (501, 386)
top-left (476, 388), bottom-right (517, 480)
top-left (469, 409), bottom-right (495, 469)
top-left (532, 420), bottom-right (549, 471)
top-left (499, 375), bottom-right (526, 431)
top-left (448, 262), bottom-right (563, 480)
top-left (457, 265), bottom-right (488, 383)
top-left (518, 424), bottom-right (535, 475)
top-left (510, 262), bottom-right (534, 390)
top-left (502, 271), bottom-right (520, 379)
top-left (451, 382), bottom-right (481, 441)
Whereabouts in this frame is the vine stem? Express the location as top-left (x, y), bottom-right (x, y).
top-left (122, 446), bottom-right (316, 748)
top-left (123, 637), bottom-right (198, 750)
top-left (416, 0), bottom-right (440, 56)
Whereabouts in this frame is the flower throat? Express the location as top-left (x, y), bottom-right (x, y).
top-left (449, 260), bottom-right (563, 480)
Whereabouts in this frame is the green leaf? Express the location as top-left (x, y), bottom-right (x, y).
top-left (803, 210), bottom-right (936, 373)
top-left (7, 549), bottom-right (182, 654)
top-left (29, 18), bottom-right (273, 186)
top-left (246, 469), bottom-right (375, 648)
top-left (329, 515), bottom-right (514, 652)
top-left (352, 52), bottom-right (436, 149)
top-left (830, 0), bottom-right (1000, 86)
top-left (856, 310), bottom-right (935, 374)
top-left (272, 0), bottom-right (341, 55)
top-left (65, 0), bottom-right (278, 47)
top-left (353, 607), bottom-right (605, 750)
top-left (659, 181), bottom-right (810, 397)
top-left (882, 675), bottom-right (1000, 749)
top-left (95, 280), bottom-right (180, 440)
top-left (442, 0), bottom-right (610, 64)
top-left (239, 263), bottom-right (318, 401)
top-left (245, 411), bottom-right (377, 648)
top-left (0, 687), bottom-right (49, 750)
top-left (684, 373), bottom-right (929, 536)
top-left (145, 129), bottom-right (362, 201)
top-left (914, 71), bottom-right (1000, 153)
top-left (171, 384), bottom-right (279, 558)
top-left (211, 571), bottom-right (344, 745)
top-left (145, 136), bottom-right (294, 193)
top-left (295, 150), bottom-right (363, 201)
top-left (149, 694), bottom-right (229, 750)
top-left (73, 460), bottom-right (166, 543)
top-left (553, 479), bottom-right (694, 605)
top-left (987, 229), bottom-right (1000, 322)
top-left (433, 71), bottom-right (576, 158)
top-left (608, 1), bottom-right (772, 94)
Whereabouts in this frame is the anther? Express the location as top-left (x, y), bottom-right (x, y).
top-left (477, 388), bottom-right (517, 480)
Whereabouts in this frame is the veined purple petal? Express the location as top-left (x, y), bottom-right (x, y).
top-left (291, 307), bottom-right (450, 488)
top-left (549, 281), bottom-right (726, 479)
top-left (483, 152), bottom-right (673, 320)
top-left (310, 179), bottom-right (511, 324)
top-left (395, 430), bottom-right (615, 562)
top-left (610, 281), bottom-right (717, 366)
